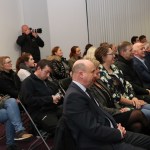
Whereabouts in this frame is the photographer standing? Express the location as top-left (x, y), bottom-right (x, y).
top-left (16, 25), bottom-right (44, 63)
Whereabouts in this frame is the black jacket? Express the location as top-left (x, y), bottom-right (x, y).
top-left (63, 82), bottom-right (122, 149)
top-left (53, 115), bottom-right (76, 150)
top-left (90, 80), bottom-right (121, 116)
top-left (50, 59), bottom-right (70, 80)
top-left (0, 70), bottom-right (21, 98)
top-left (20, 73), bottom-right (60, 117)
top-left (16, 33), bottom-right (44, 62)
top-left (115, 55), bottom-right (149, 95)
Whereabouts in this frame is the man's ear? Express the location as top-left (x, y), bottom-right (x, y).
top-left (120, 50), bottom-right (125, 56)
top-left (79, 71), bottom-right (84, 79)
top-left (36, 66), bottom-right (41, 71)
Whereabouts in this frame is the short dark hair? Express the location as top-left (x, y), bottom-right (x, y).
top-left (35, 59), bottom-right (51, 70)
top-left (139, 35), bottom-right (146, 42)
top-left (131, 36), bottom-right (138, 44)
top-left (95, 46), bottom-right (109, 64)
top-left (117, 41), bottom-right (132, 55)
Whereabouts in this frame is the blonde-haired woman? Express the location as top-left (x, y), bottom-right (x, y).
top-left (83, 46), bottom-right (97, 60)
top-left (0, 56), bottom-right (32, 149)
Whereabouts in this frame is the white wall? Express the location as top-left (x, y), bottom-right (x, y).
top-left (0, 0), bottom-right (88, 69)
top-left (22, 0), bottom-right (88, 59)
top-left (47, 0), bottom-right (88, 59)
top-left (21, 0), bottom-right (51, 60)
top-left (0, 0), bottom-right (23, 68)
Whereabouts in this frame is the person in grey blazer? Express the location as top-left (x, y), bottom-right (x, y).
top-left (63, 59), bottom-right (150, 150)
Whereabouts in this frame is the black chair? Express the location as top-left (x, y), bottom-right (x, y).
top-left (19, 100), bottom-right (52, 150)
top-left (53, 115), bottom-right (76, 150)
top-left (58, 77), bottom-right (72, 96)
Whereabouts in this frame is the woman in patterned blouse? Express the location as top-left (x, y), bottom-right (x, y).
top-left (95, 46), bottom-right (150, 121)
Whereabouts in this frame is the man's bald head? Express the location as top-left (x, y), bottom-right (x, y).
top-left (133, 42), bottom-right (145, 59)
top-left (72, 59), bottom-right (96, 88)
top-left (133, 43), bottom-right (143, 51)
top-left (72, 59), bottom-right (93, 74)
top-left (22, 25), bottom-right (30, 34)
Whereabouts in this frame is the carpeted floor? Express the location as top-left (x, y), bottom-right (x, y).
top-left (0, 123), bottom-right (54, 150)
top-left (0, 136), bottom-right (54, 150)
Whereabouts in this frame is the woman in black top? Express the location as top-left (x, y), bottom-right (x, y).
top-left (47, 46), bottom-right (70, 80)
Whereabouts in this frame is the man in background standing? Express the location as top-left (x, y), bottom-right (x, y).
top-left (16, 25), bottom-right (44, 63)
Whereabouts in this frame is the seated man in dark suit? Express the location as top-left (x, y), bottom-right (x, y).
top-left (20, 59), bottom-right (62, 132)
top-left (132, 42), bottom-right (150, 89)
top-left (139, 35), bottom-right (147, 43)
top-left (63, 59), bottom-right (150, 150)
top-left (115, 41), bottom-right (150, 103)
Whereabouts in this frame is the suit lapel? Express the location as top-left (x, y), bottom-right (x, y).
top-left (134, 57), bottom-right (150, 71)
top-left (70, 82), bottom-right (117, 127)
top-left (70, 82), bottom-right (92, 100)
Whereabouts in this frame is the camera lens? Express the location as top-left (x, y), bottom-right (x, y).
top-left (29, 28), bottom-right (42, 33)
top-left (36, 28), bottom-right (42, 33)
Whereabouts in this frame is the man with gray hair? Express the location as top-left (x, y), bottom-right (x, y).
top-left (63, 59), bottom-right (150, 150)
